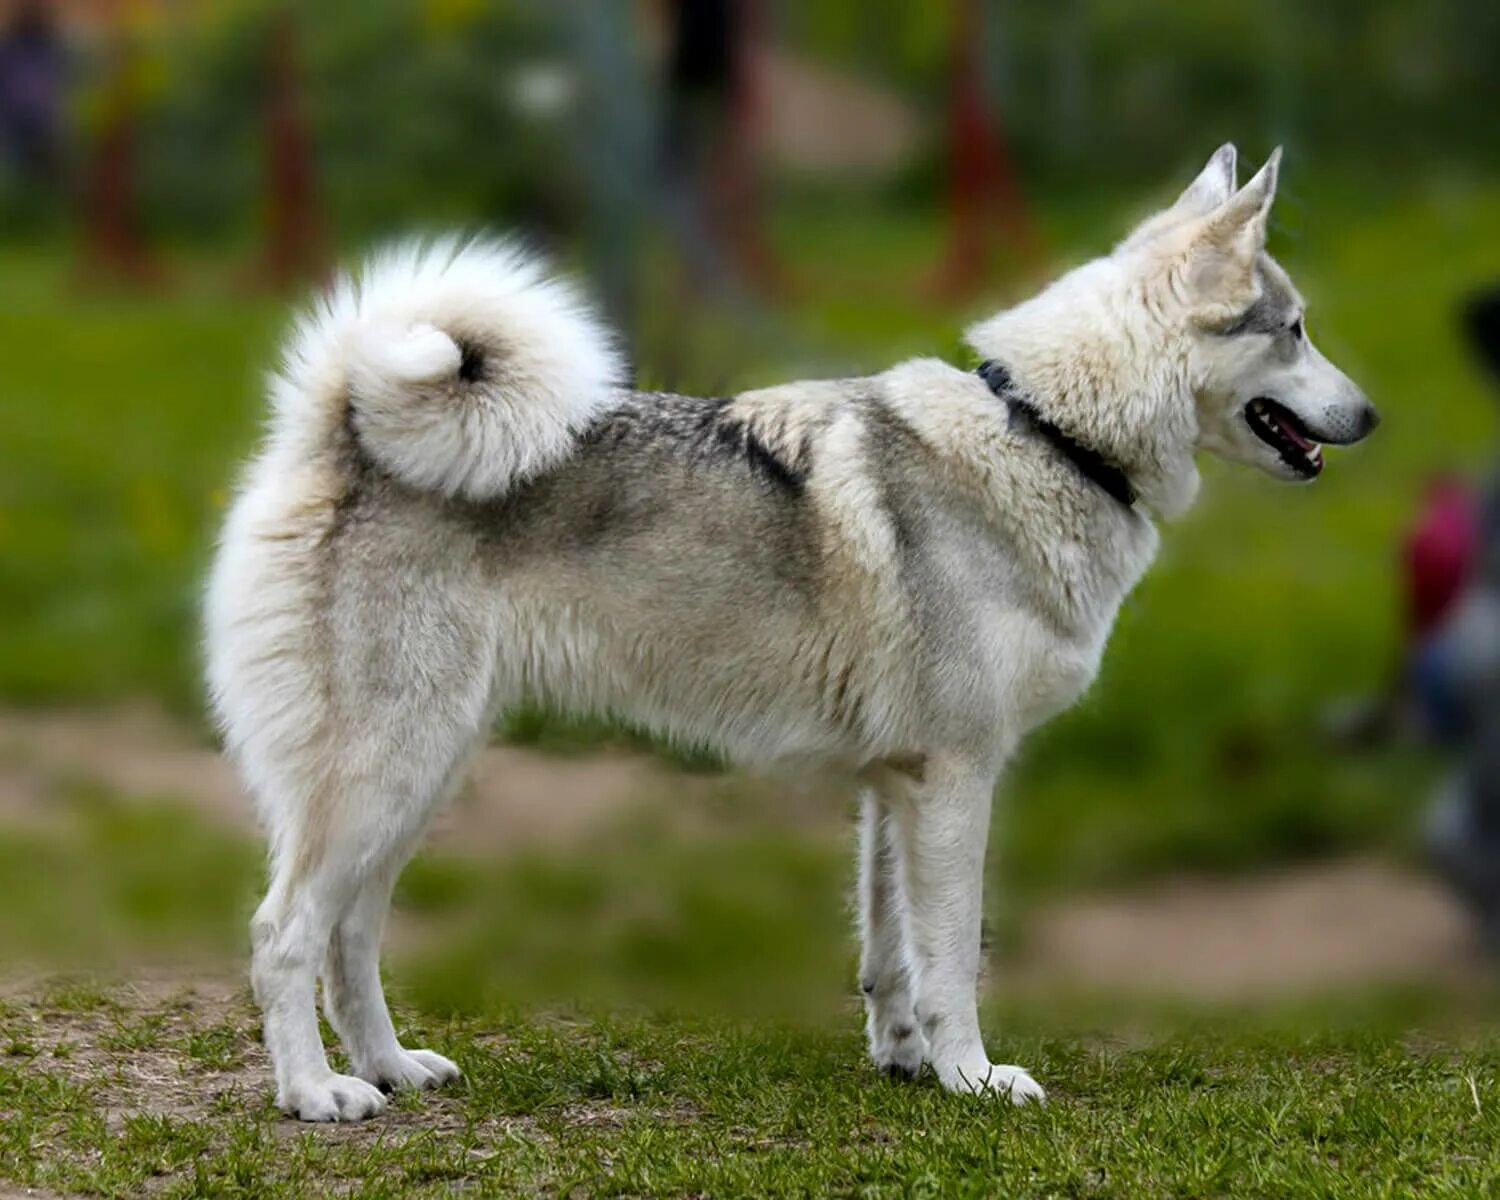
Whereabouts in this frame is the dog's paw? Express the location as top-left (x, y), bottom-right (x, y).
top-left (938, 1061), bottom-right (1046, 1105)
top-left (358, 1047), bottom-right (461, 1094)
top-left (868, 1017), bottom-right (927, 1081)
top-left (279, 1072), bottom-right (388, 1122)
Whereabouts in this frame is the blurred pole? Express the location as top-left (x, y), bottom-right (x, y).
top-left (1050, 0), bottom-right (1087, 170)
top-left (252, 7), bottom-right (326, 290)
top-left (930, 0), bottom-right (1035, 299)
top-left (715, 0), bottom-right (782, 295)
top-left (566, 0), bottom-right (654, 354)
top-left (77, 8), bottom-right (158, 288)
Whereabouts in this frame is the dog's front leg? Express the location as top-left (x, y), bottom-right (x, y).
top-left (888, 756), bottom-right (1044, 1104)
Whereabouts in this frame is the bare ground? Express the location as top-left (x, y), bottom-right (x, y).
top-left (0, 706), bottom-right (1486, 1000)
top-left (1017, 857), bottom-right (1483, 999)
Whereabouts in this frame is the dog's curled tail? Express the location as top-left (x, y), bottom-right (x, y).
top-left (273, 236), bottom-right (623, 500)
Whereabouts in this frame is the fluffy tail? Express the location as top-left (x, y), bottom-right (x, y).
top-left (272, 236), bottom-right (623, 500)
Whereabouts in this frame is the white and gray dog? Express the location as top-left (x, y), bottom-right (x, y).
top-left (207, 144), bottom-right (1377, 1120)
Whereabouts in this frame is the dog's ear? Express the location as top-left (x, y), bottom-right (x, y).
top-left (1184, 148), bottom-right (1281, 325)
top-left (1203, 147), bottom-right (1280, 257)
top-left (1172, 143), bottom-right (1237, 216)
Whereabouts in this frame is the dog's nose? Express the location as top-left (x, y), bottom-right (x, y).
top-left (1316, 399), bottom-right (1379, 444)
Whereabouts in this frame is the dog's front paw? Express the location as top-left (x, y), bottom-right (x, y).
top-left (937, 1061), bottom-right (1045, 1105)
top-left (868, 1014), bottom-right (928, 1081)
top-left (358, 1047), bottom-right (461, 1093)
top-left (279, 1071), bottom-right (388, 1122)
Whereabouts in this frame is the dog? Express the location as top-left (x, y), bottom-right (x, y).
top-left (206, 144), bottom-right (1377, 1120)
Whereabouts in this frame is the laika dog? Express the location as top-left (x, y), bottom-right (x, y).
top-left (208, 145), bottom-right (1378, 1120)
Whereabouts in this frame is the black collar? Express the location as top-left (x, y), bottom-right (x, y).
top-left (976, 360), bottom-right (1137, 510)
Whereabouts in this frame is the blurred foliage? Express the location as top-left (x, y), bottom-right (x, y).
top-left (8, 0), bottom-right (1497, 240)
top-left (135, 0), bottom-right (578, 244)
top-left (787, 0), bottom-right (1500, 186)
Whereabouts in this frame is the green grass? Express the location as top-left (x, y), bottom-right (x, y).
top-left (0, 251), bottom-right (281, 712)
top-left (1, 780), bottom-right (1495, 1195)
top-left (0, 784), bottom-right (855, 1017)
top-left (2, 982), bottom-right (1498, 1197)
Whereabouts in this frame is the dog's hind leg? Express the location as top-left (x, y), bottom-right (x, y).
top-left (857, 787), bottom-right (926, 1079)
top-left (321, 806), bottom-right (467, 1094)
top-left (251, 830), bottom-right (386, 1122)
top-left (251, 718), bottom-right (482, 1121)
top-left (245, 607), bottom-right (496, 1121)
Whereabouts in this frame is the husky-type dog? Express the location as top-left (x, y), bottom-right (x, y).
top-left (207, 144), bottom-right (1377, 1120)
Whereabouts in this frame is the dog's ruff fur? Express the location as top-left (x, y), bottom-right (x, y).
top-left (207, 148), bottom-right (1376, 1120)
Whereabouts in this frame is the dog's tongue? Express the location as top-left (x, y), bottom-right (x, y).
top-left (1270, 408), bottom-right (1315, 452)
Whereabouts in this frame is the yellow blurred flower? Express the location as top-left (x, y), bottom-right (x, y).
top-left (423, 0), bottom-right (487, 36)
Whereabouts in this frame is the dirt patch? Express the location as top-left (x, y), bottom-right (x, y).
top-left (0, 705), bottom-right (845, 857)
top-left (1016, 857), bottom-right (1484, 1000)
top-left (0, 706), bottom-right (239, 830)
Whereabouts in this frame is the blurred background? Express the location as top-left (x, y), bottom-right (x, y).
top-left (2, 0), bottom-right (1500, 1023)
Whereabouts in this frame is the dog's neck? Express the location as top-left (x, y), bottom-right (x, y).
top-left (975, 360), bottom-right (1138, 510)
top-left (965, 259), bottom-right (1202, 520)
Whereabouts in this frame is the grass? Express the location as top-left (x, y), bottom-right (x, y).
top-left (2, 982), bottom-right (1498, 1197)
top-left (0, 782), bottom-right (855, 1017)
top-left (0, 785), bottom-right (1494, 1195)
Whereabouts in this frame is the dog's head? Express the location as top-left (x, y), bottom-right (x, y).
top-left (1119, 144), bottom-right (1379, 483)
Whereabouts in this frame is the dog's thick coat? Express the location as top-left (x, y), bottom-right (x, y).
top-left (207, 147), bottom-right (1376, 1119)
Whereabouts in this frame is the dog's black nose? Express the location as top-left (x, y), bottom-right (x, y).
top-left (1318, 400), bottom-right (1380, 444)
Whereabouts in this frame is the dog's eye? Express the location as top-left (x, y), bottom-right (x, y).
top-left (1288, 318), bottom-right (1303, 340)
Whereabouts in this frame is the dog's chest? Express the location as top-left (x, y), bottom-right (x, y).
top-left (1007, 624), bottom-right (1106, 733)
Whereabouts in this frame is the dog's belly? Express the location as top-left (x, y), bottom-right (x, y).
top-left (486, 575), bottom-right (899, 769)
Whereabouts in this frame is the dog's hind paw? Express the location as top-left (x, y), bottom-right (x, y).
top-left (359, 1047), bottom-right (461, 1094)
top-left (939, 1061), bottom-right (1046, 1105)
top-left (279, 1072), bottom-right (388, 1122)
top-left (869, 1018), bottom-right (927, 1081)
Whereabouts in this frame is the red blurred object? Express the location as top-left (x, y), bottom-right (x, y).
top-left (77, 28), bottom-right (159, 287)
top-left (930, 0), bottom-right (1036, 299)
top-left (1404, 478), bottom-right (1479, 640)
top-left (255, 8), bottom-right (326, 289)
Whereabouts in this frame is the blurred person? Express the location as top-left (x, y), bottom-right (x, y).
top-left (656, 0), bottom-right (779, 295)
top-left (0, 0), bottom-right (65, 189)
top-left (1404, 476), bottom-right (1479, 742)
top-left (1425, 286), bottom-right (1500, 949)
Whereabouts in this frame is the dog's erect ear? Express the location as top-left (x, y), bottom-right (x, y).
top-left (1172, 143), bottom-right (1238, 216)
top-left (1184, 148), bottom-right (1282, 325)
top-left (1204, 147), bottom-right (1280, 256)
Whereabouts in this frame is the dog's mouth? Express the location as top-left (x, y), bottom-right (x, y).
top-left (1244, 397), bottom-right (1323, 478)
